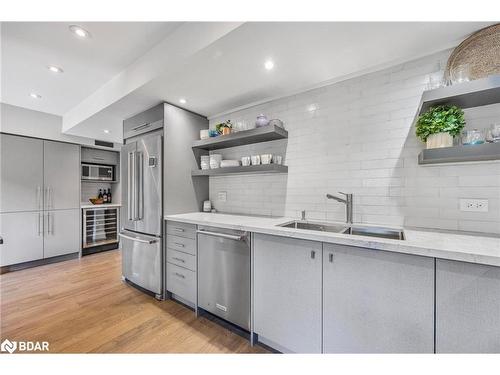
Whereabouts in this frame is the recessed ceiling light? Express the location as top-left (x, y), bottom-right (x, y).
top-left (264, 60), bottom-right (275, 70)
top-left (103, 129), bottom-right (110, 134)
top-left (179, 98), bottom-right (187, 104)
top-left (69, 25), bottom-right (91, 39)
top-left (47, 65), bottom-right (64, 74)
top-left (30, 92), bottom-right (41, 99)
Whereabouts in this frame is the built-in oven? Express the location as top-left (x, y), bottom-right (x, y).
top-left (81, 163), bottom-right (114, 181)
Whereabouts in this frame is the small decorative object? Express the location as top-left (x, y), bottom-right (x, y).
top-left (200, 155), bottom-right (210, 170)
top-left (255, 114), bottom-right (270, 128)
top-left (203, 200), bottom-right (212, 212)
top-left (445, 24), bottom-right (500, 82)
top-left (208, 129), bottom-right (219, 137)
top-left (250, 155), bottom-right (261, 165)
top-left (215, 120), bottom-right (233, 135)
top-left (489, 123), bottom-right (500, 142)
top-left (426, 74), bottom-right (446, 90)
top-left (461, 129), bottom-right (485, 145)
top-left (272, 155), bottom-right (283, 165)
top-left (200, 129), bottom-right (210, 140)
top-left (209, 154), bottom-right (222, 169)
top-left (450, 64), bottom-right (471, 84)
top-left (260, 154), bottom-right (272, 165)
top-left (268, 119), bottom-right (284, 128)
top-left (89, 197), bottom-right (103, 205)
top-left (241, 156), bottom-right (251, 166)
top-left (416, 105), bottom-right (466, 149)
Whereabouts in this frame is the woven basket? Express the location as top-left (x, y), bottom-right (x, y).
top-left (445, 24), bottom-right (500, 81)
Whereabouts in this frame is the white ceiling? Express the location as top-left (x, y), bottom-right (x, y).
top-left (1, 22), bottom-right (495, 143)
top-left (1, 22), bottom-right (180, 114)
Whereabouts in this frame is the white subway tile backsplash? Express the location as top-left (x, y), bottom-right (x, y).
top-left (209, 49), bottom-right (500, 234)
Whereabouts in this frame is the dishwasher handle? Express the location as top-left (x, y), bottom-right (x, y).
top-left (197, 229), bottom-right (246, 241)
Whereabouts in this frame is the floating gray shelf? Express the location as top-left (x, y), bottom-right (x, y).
top-left (417, 75), bottom-right (500, 116)
top-left (192, 164), bottom-right (288, 176)
top-left (191, 125), bottom-right (288, 150)
top-left (418, 143), bottom-right (500, 165)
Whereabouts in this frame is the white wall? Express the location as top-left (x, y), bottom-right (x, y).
top-left (209, 50), bottom-right (500, 234)
top-left (0, 103), bottom-right (121, 149)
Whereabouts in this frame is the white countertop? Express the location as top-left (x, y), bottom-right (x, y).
top-left (81, 203), bottom-right (122, 209)
top-left (164, 212), bottom-right (500, 267)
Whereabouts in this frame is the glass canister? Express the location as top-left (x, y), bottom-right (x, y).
top-left (461, 129), bottom-right (485, 145)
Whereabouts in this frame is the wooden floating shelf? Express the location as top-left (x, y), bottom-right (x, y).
top-left (192, 164), bottom-right (288, 176)
top-left (417, 75), bottom-right (500, 116)
top-left (191, 125), bottom-right (288, 150)
top-left (418, 143), bottom-right (500, 165)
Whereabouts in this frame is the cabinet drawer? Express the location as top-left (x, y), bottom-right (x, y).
top-left (166, 234), bottom-right (196, 255)
top-left (81, 147), bottom-right (118, 165)
top-left (166, 221), bottom-right (196, 239)
top-left (167, 248), bottom-right (196, 271)
top-left (167, 263), bottom-right (196, 304)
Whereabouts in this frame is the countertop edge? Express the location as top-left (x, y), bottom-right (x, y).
top-left (164, 214), bottom-right (500, 267)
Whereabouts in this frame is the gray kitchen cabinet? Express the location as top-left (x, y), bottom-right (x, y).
top-left (44, 141), bottom-right (80, 210)
top-left (436, 259), bottom-right (500, 353)
top-left (254, 234), bottom-right (322, 353)
top-left (81, 147), bottom-right (118, 165)
top-left (323, 244), bottom-right (434, 353)
top-left (0, 211), bottom-right (44, 266)
top-left (0, 134), bottom-right (44, 213)
top-left (43, 209), bottom-right (80, 258)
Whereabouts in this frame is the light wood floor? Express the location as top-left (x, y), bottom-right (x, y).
top-left (0, 250), bottom-right (268, 353)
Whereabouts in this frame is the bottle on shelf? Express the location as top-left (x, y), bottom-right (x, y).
top-left (107, 188), bottom-right (112, 204)
top-left (103, 189), bottom-right (108, 203)
top-left (98, 189), bottom-right (103, 199)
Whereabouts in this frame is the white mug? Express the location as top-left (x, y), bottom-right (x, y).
top-left (241, 156), bottom-right (251, 166)
top-left (251, 155), bottom-right (261, 165)
top-left (261, 154), bottom-right (272, 165)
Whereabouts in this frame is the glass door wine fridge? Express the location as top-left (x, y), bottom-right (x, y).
top-left (82, 206), bottom-right (119, 255)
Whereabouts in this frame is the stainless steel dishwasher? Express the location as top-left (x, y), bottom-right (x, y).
top-left (197, 225), bottom-right (250, 331)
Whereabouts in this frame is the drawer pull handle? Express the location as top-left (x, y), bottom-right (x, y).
top-left (173, 228), bottom-right (185, 232)
top-left (172, 257), bottom-right (185, 263)
top-left (175, 272), bottom-right (185, 279)
top-left (311, 250), bottom-right (316, 259)
top-left (173, 242), bottom-right (185, 247)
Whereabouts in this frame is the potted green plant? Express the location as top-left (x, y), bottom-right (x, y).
top-left (416, 105), bottom-right (466, 149)
top-left (215, 120), bottom-right (233, 136)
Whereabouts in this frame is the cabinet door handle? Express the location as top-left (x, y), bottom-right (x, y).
top-left (172, 257), bottom-right (185, 263)
top-left (175, 272), bottom-right (185, 279)
top-left (173, 242), bottom-right (185, 248)
top-left (38, 212), bottom-right (42, 236)
top-left (47, 212), bottom-right (52, 235)
top-left (36, 186), bottom-right (42, 210)
top-left (310, 250), bottom-right (316, 259)
top-left (329, 253), bottom-right (334, 263)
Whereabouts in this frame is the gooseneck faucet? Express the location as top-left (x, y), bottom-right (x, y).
top-left (326, 192), bottom-right (353, 224)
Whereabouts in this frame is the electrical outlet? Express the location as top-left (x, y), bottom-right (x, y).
top-left (218, 191), bottom-right (227, 202)
top-left (460, 199), bottom-right (488, 212)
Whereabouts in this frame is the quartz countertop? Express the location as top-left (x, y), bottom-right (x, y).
top-left (164, 212), bottom-right (500, 267)
top-left (81, 203), bottom-right (122, 209)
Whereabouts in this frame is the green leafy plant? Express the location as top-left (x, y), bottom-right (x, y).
top-left (415, 105), bottom-right (465, 142)
top-left (215, 120), bottom-right (233, 134)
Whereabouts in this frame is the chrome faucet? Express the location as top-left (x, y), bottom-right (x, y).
top-left (326, 192), bottom-right (353, 224)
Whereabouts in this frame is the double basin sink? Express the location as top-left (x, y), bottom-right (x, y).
top-left (278, 221), bottom-right (405, 240)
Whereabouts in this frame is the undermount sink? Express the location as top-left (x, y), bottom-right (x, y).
top-left (279, 221), bottom-right (348, 233)
top-left (278, 221), bottom-right (405, 240)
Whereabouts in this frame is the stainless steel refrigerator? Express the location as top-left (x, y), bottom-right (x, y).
top-left (120, 129), bottom-right (163, 299)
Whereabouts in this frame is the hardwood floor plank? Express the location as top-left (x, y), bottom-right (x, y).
top-left (0, 250), bottom-right (268, 354)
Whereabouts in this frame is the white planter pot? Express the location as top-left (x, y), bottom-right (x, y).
top-left (426, 132), bottom-right (453, 149)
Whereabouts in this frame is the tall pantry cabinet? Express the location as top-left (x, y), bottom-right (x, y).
top-left (0, 134), bottom-right (80, 267)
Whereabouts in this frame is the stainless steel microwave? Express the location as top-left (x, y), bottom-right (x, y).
top-left (81, 163), bottom-right (114, 181)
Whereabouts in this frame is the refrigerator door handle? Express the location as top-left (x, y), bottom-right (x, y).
top-left (127, 151), bottom-right (135, 221)
top-left (136, 151), bottom-right (144, 221)
top-left (119, 232), bottom-right (157, 244)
